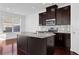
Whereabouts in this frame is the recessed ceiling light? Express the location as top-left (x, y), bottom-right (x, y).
top-left (32, 7), bottom-right (35, 9)
top-left (42, 3), bottom-right (47, 5)
top-left (6, 8), bottom-right (10, 10)
top-left (14, 12), bottom-right (19, 13)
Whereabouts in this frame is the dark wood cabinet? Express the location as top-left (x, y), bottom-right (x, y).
top-left (46, 5), bottom-right (58, 12)
top-left (46, 11), bottom-right (55, 19)
top-left (55, 33), bottom-right (70, 50)
top-left (39, 5), bottom-right (58, 26)
top-left (46, 5), bottom-right (57, 19)
top-left (17, 36), bottom-right (47, 55)
top-left (39, 5), bottom-right (70, 25)
top-left (56, 8), bottom-right (62, 25)
top-left (61, 6), bottom-right (70, 25)
top-left (47, 36), bottom-right (54, 47)
top-left (55, 33), bottom-right (65, 47)
top-left (64, 33), bottom-right (71, 50)
top-left (39, 12), bottom-right (47, 26)
top-left (28, 37), bottom-right (47, 55)
top-left (56, 6), bottom-right (70, 25)
top-left (17, 35), bottom-right (28, 54)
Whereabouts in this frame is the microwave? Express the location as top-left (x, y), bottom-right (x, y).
top-left (46, 19), bottom-right (55, 26)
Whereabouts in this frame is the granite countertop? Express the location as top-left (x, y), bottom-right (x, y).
top-left (56, 31), bottom-right (70, 34)
top-left (18, 32), bottom-right (55, 38)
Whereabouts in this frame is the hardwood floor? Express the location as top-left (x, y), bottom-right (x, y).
top-left (0, 39), bottom-right (17, 55)
top-left (51, 47), bottom-right (70, 55)
top-left (0, 39), bottom-right (78, 55)
top-left (47, 47), bottom-right (78, 55)
top-left (18, 46), bottom-right (78, 55)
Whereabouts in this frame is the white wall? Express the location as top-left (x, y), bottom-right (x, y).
top-left (20, 16), bottom-right (26, 32)
top-left (71, 3), bottom-right (79, 54)
top-left (25, 13), bottom-right (39, 32)
top-left (25, 9), bottom-right (46, 32)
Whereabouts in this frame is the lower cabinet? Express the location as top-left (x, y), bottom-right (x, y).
top-left (55, 33), bottom-right (65, 47)
top-left (28, 37), bottom-right (47, 55)
top-left (17, 33), bottom-right (70, 55)
top-left (47, 36), bottom-right (55, 55)
top-left (17, 35), bottom-right (28, 54)
top-left (47, 36), bottom-right (54, 47)
top-left (55, 33), bottom-right (70, 50)
top-left (17, 36), bottom-right (47, 55)
top-left (65, 34), bottom-right (71, 50)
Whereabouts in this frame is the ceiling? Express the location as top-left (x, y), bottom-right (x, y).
top-left (0, 3), bottom-right (70, 16)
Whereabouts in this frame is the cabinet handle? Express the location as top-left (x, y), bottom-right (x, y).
top-left (59, 37), bottom-right (62, 40)
top-left (61, 37), bottom-right (62, 40)
top-left (59, 37), bottom-right (61, 40)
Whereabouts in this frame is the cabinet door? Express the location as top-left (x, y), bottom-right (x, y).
top-left (55, 33), bottom-right (61, 46)
top-left (56, 6), bottom-right (70, 25)
top-left (55, 33), bottom-right (70, 49)
top-left (28, 37), bottom-right (47, 55)
top-left (17, 35), bottom-right (28, 53)
top-left (39, 13), bottom-right (43, 26)
top-left (42, 12), bottom-right (47, 25)
top-left (55, 33), bottom-right (66, 47)
top-left (46, 11), bottom-right (55, 19)
top-left (64, 34), bottom-right (70, 50)
top-left (46, 5), bottom-right (58, 12)
top-left (62, 6), bottom-right (70, 25)
top-left (39, 12), bottom-right (47, 26)
top-left (56, 8), bottom-right (62, 25)
top-left (47, 36), bottom-right (54, 47)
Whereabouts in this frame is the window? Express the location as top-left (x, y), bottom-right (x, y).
top-left (13, 25), bottom-right (20, 32)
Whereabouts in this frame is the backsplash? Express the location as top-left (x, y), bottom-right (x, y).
top-left (38, 25), bottom-right (70, 33)
top-left (56, 25), bottom-right (70, 33)
top-left (38, 26), bottom-right (55, 31)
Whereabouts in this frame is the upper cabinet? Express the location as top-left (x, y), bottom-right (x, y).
top-left (46, 5), bottom-right (58, 12)
top-left (56, 6), bottom-right (70, 25)
top-left (46, 5), bottom-right (58, 19)
top-left (46, 11), bottom-right (55, 19)
top-left (39, 5), bottom-right (58, 26)
top-left (39, 12), bottom-right (47, 26)
top-left (39, 5), bottom-right (70, 26)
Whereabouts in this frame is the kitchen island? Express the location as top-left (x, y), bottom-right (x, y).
top-left (17, 32), bottom-right (55, 55)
